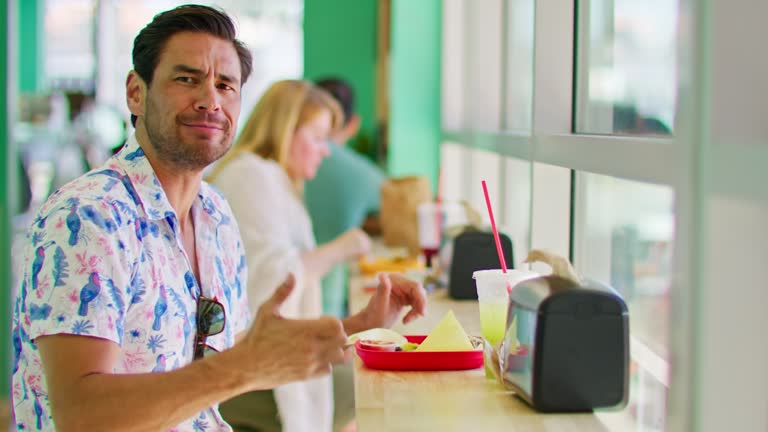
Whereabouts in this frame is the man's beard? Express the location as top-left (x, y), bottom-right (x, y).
top-left (144, 103), bottom-right (233, 171)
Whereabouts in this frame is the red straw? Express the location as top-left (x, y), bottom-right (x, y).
top-left (482, 180), bottom-right (513, 295)
top-left (481, 180), bottom-right (507, 273)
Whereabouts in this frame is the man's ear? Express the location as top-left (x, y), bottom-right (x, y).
top-left (126, 71), bottom-right (147, 119)
top-left (342, 113), bottom-right (361, 138)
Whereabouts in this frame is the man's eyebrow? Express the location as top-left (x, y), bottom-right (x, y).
top-left (171, 64), bottom-right (240, 86)
top-left (172, 64), bottom-right (204, 75)
top-left (218, 72), bottom-right (240, 86)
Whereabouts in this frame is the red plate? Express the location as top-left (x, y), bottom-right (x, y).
top-left (356, 335), bottom-right (484, 371)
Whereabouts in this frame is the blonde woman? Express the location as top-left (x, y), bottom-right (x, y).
top-left (209, 80), bottom-right (426, 432)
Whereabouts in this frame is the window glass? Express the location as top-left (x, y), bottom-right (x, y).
top-left (442, 147), bottom-right (531, 270)
top-left (627, 359), bottom-right (667, 430)
top-left (467, 149), bottom-right (502, 226)
top-left (574, 173), bottom-right (672, 429)
top-left (575, 0), bottom-right (678, 136)
top-left (500, 157), bottom-right (531, 265)
top-left (441, 0), bottom-right (465, 130)
top-left (503, 0), bottom-right (534, 132)
top-left (439, 142), bottom-right (469, 204)
top-left (529, 162), bottom-right (571, 266)
top-left (575, 173), bottom-right (673, 359)
top-left (45, 0), bottom-right (96, 89)
top-left (464, 0), bottom-right (503, 131)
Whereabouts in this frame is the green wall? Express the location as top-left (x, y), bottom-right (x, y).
top-left (303, 0), bottom-right (442, 189)
top-left (303, 0), bottom-right (378, 159)
top-left (387, 0), bottom-right (442, 191)
top-left (1, 0), bottom-right (12, 399)
top-left (17, 0), bottom-right (40, 92)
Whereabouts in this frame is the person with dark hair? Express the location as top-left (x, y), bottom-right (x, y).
top-left (10, 5), bottom-right (426, 432)
top-left (305, 77), bottom-right (387, 319)
top-left (128, 4), bottom-right (252, 129)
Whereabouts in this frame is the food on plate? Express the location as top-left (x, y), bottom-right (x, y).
top-left (359, 340), bottom-right (399, 352)
top-left (415, 310), bottom-right (475, 352)
top-left (346, 328), bottom-right (408, 347)
top-left (358, 256), bottom-right (423, 274)
top-left (351, 311), bottom-right (480, 353)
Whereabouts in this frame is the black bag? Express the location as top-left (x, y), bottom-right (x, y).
top-left (448, 230), bottom-right (515, 300)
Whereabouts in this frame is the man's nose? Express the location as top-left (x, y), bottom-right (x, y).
top-left (195, 83), bottom-right (221, 112)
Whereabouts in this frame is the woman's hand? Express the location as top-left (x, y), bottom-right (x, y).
top-left (336, 227), bottom-right (372, 259)
top-left (358, 273), bottom-right (427, 330)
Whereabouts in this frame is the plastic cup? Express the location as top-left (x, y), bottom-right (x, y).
top-left (417, 201), bottom-right (466, 267)
top-left (473, 269), bottom-right (539, 379)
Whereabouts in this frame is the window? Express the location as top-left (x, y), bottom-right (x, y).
top-left (45, 0), bottom-right (96, 90)
top-left (501, 156), bottom-right (532, 263)
top-left (442, 0), bottom-right (682, 429)
top-left (441, 0), bottom-right (503, 131)
top-left (574, 0), bottom-right (678, 136)
top-left (574, 173), bottom-right (673, 360)
top-left (503, 0), bottom-right (534, 132)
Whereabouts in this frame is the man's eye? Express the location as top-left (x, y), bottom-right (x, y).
top-left (176, 76), bottom-right (194, 83)
top-left (218, 83), bottom-right (235, 92)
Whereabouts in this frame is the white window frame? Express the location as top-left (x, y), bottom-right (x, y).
top-left (441, 0), bottom-right (694, 429)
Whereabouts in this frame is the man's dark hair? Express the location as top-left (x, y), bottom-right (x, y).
top-left (315, 77), bottom-right (355, 125)
top-left (130, 4), bottom-right (253, 126)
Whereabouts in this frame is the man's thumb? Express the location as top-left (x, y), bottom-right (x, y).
top-left (266, 273), bottom-right (295, 313)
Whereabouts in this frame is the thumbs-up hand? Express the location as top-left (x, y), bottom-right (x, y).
top-left (235, 274), bottom-right (347, 391)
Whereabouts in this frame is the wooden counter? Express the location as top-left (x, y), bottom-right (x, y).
top-left (0, 398), bottom-right (10, 430)
top-left (349, 271), bottom-right (629, 432)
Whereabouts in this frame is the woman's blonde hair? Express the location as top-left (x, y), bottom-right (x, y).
top-left (208, 79), bottom-right (343, 191)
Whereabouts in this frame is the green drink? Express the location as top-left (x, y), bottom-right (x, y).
top-left (479, 301), bottom-right (507, 345)
top-left (479, 301), bottom-right (508, 378)
top-left (474, 269), bottom-right (538, 380)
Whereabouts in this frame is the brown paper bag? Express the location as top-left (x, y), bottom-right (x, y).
top-left (380, 176), bottom-right (432, 255)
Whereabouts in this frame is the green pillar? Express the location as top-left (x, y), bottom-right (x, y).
top-left (1, 0), bottom-right (14, 399)
top-left (387, 0), bottom-right (441, 192)
top-left (17, 0), bottom-right (41, 92)
top-left (303, 0), bottom-right (378, 159)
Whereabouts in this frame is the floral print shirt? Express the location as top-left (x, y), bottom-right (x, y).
top-left (11, 134), bottom-right (251, 431)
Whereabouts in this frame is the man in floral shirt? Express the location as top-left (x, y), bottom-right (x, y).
top-left (11, 5), bottom-right (427, 431)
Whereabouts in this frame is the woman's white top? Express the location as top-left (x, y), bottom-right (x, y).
top-left (211, 152), bottom-right (332, 432)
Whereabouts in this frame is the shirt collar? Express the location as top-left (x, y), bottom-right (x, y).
top-left (111, 134), bottom-right (221, 225)
top-left (111, 134), bottom-right (182, 221)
